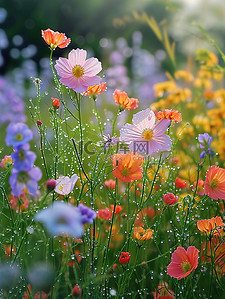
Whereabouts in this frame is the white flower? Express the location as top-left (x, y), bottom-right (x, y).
top-left (54, 174), bottom-right (78, 195)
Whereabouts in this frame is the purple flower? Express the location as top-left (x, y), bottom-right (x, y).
top-left (198, 133), bottom-right (212, 149)
top-left (198, 133), bottom-right (213, 159)
top-left (78, 203), bottom-right (96, 224)
top-left (34, 201), bottom-right (83, 238)
top-left (5, 123), bottom-right (33, 147)
top-left (9, 167), bottom-right (42, 196)
top-left (11, 144), bottom-right (36, 171)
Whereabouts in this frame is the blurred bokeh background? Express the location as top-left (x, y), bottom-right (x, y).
top-left (1, 0), bottom-right (225, 99)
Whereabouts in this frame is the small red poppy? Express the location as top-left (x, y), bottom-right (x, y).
top-left (119, 252), bottom-right (130, 264)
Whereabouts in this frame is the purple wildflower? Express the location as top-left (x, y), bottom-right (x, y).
top-left (198, 133), bottom-right (213, 159)
top-left (78, 203), bottom-right (96, 224)
top-left (34, 201), bottom-right (83, 238)
top-left (5, 123), bottom-right (33, 147)
top-left (11, 144), bottom-right (36, 171)
top-left (9, 167), bottom-right (42, 196)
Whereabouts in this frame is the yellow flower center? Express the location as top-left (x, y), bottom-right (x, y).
top-left (72, 65), bottom-right (84, 78)
top-left (181, 261), bottom-right (191, 273)
top-left (122, 167), bottom-right (130, 177)
top-left (142, 129), bottom-right (153, 141)
top-left (15, 133), bottom-right (23, 141)
top-left (59, 184), bottom-right (65, 191)
top-left (209, 179), bottom-right (219, 190)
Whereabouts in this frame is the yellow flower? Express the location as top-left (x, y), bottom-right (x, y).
top-left (133, 227), bottom-right (154, 241)
top-left (175, 70), bottom-right (194, 82)
top-left (153, 81), bottom-right (177, 97)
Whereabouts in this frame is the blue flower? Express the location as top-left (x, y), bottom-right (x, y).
top-left (5, 123), bottom-right (33, 147)
top-left (11, 144), bottom-right (36, 171)
top-left (35, 201), bottom-right (83, 238)
top-left (78, 203), bottom-right (96, 224)
top-left (9, 167), bottom-right (42, 196)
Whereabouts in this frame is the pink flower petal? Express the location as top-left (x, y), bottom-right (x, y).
top-left (60, 76), bottom-right (78, 90)
top-left (55, 58), bottom-right (73, 77)
top-left (68, 49), bottom-right (87, 67)
top-left (150, 135), bottom-right (172, 153)
top-left (153, 119), bottom-right (170, 136)
top-left (132, 108), bottom-right (155, 131)
top-left (120, 123), bottom-right (142, 142)
top-left (83, 57), bottom-right (102, 76)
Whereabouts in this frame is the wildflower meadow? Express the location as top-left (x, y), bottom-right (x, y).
top-left (1, 6), bottom-right (225, 299)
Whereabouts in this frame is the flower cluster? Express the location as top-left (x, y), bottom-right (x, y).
top-left (5, 122), bottom-right (42, 196)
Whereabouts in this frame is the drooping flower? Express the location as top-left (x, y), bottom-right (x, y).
top-left (120, 108), bottom-right (172, 156)
top-left (5, 123), bottom-right (33, 147)
top-left (111, 153), bottom-right (144, 183)
top-left (55, 48), bottom-right (102, 93)
top-left (41, 29), bottom-right (70, 50)
top-left (155, 109), bottom-right (182, 123)
top-left (197, 216), bottom-right (224, 236)
top-left (77, 203), bottom-right (96, 224)
top-left (46, 179), bottom-right (57, 192)
top-left (104, 179), bottom-right (116, 190)
top-left (1, 155), bottom-right (13, 168)
top-left (34, 201), bottom-right (83, 237)
top-left (204, 165), bottom-right (225, 200)
top-left (55, 174), bottom-right (78, 196)
top-left (167, 246), bottom-right (199, 279)
top-left (163, 193), bottom-right (178, 205)
top-left (83, 82), bottom-right (106, 97)
top-left (175, 177), bottom-right (187, 189)
top-left (119, 252), bottom-right (130, 265)
top-left (113, 89), bottom-right (139, 111)
top-left (133, 227), bottom-right (154, 241)
top-left (9, 167), bottom-right (42, 197)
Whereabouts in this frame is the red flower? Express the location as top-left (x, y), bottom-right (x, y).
top-left (72, 284), bottom-right (82, 297)
top-left (163, 193), bottom-right (178, 205)
top-left (119, 252), bottom-right (130, 264)
top-left (167, 246), bottom-right (199, 279)
top-left (42, 29), bottom-right (70, 50)
top-left (51, 97), bottom-right (60, 109)
top-left (97, 208), bottom-right (112, 220)
top-left (175, 177), bottom-right (187, 189)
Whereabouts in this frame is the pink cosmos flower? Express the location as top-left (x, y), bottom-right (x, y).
top-left (55, 48), bottom-right (102, 93)
top-left (120, 108), bottom-right (172, 156)
top-left (167, 246), bottom-right (199, 279)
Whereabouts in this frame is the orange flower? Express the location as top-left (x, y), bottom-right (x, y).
top-left (41, 29), bottom-right (70, 50)
top-left (197, 216), bottom-right (224, 236)
top-left (175, 177), bottom-right (187, 189)
top-left (133, 227), bottom-right (154, 241)
top-left (113, 89), bottom-right (138, 110)
top-left (111, 153), bottom-right (144, 183)
top-left (83, 82), bottom-right (106, 97)
top-left (51, 97), bottom-right (60, 108)
top-left (205, 165), bottom-right (225, 200)
top-left (155, 109), bottom-right (182, 123)
top-left (110, 205), bottom-right (122, 215)
top-left (4, 244), bottom-right (16, 257)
